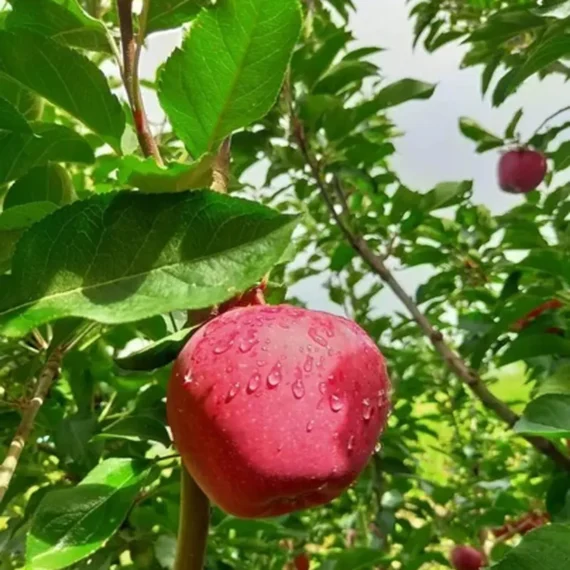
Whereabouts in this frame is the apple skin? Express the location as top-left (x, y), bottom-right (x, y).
top-left (167, 304), bottom-right (391, 518)
top-left (498, 149), bottom-right (547, 194)
top-left (450, 546), bottom-right (485, 570)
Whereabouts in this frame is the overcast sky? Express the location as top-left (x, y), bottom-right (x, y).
top-left (140, 0), bottom-right (568, 315)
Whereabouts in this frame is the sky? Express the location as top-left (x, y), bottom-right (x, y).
top-left (140, 0), bottom-right (568, 316)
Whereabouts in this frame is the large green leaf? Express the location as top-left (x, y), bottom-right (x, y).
top-left (6, 0), bottom-right (111, 52)
top-left (0, 96), bottom-right (33, 134)
top-left (514, 395), bottom-right (570, 438)
top-left (0, 123), bottom-right (94, 184)
top-left (93, 416), bottom-right (171, 447)
top-left (158, 0), bottom-right (302, 157)
top-left (4, 164), bottom-right (76, 209)
top-left (420, 180), bottom-right (473, 211)
top-left (459, 117), bottom-right (504, 152)
top-left (146, 0), bottom-right (210, 35)
top-left (27, 458), bottom-right (151, 569)
top-left (493, 524), bottom-right (570, 570)
top-left (500, 334), bottom-right (570, 366)
top-left (0, 190), bottom-right (297, 337)
top-left (0, 74), bottom-right (44, 120)
top-left (118, 155), bottom-right (213, 192)
top-left (0, 31), bottom-right (125, 147)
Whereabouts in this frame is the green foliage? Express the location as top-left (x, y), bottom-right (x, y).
top-left (0, 0), bottom-right (569, 569)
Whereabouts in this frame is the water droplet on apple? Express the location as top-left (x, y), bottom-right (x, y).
top-left (374, 442), bottom-right (382, 453)
top-left (306, 420), bottom-right (315, 433)
top-left (226, 382), bottom-right (240, 402)
top-left (247, 373), bottom-right (261, 393)
top-left (308, 327), bottom-right (328, 347)
top-left (303, 355), bottom-right (314, 372)
top-left (362, 398), bottom-right (373, 421)
top-left (330, 394), bottom-right (343, 412)
top-left (267, 363), bottom-right (282, 388)
top-left (319, 382), bottom-right (327, 395)
top-left (292, 379), bottom-right (305, 399)
top-left (183, 372), bottom-right (193, 384)
top-left (347, 435), bottom-right (355, 452)
top-left (213, 339), bottom-right (234, 354)
top-left (238, 338), bottom-right (258, 353)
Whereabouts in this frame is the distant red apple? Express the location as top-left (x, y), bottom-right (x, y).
top-left (168, 305), bottom-right (391, 518)
top-left (498, 148), bottom-right (547, 194)
top-left (450, 545), bottom-right (485, 570)
top-left (512, 299), bottom-right (563, 332)
top-left (294, 553), bottom-right (310, 570)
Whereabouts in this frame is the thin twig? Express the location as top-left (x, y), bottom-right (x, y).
top-left (291, 113), bottom-right (570, 472)
top-left (116, 0), bottom-right (164, 165)
top-left (0, 348), bottom-right (64, 502)
top-left (531, 105), bottom-right (570, 141)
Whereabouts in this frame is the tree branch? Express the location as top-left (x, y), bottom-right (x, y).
top-left (0, 348), bottom-right (64, 502)
top-left (116, 0), bottom-right (164, 165)
top-left (211, 137), bottom-right (232, 194)
top-left (292, 118), bottom-right (570, 472)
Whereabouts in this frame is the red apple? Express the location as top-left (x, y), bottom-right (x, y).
top-left (167, 305), bottom-right (391, 518)
top-left (512, 299), bottom-right (563, 332)
top-left (294, 553), bottom-right (310, 570)
top-left (498, 148), bottom-right (547, 194)
top-left (450, 545), bottom-right (485, 570)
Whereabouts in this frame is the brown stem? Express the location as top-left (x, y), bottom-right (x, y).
top-left (173, 465), bottom-right (210, 570)
top-left (292, 117), bottom-right (570, 472)
top-left (211, 138), bottom-right (232, 194)
top-left (0, 348), bottom-right (64, 502)
top-left (116, 0), bottom-right (164, 165)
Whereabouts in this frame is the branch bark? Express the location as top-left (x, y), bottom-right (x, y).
top-left (0, 348), bottom-right (64, 502)
top-left (116, 0), bottom-right (163, 165)
top-left (292, 119), bottom-right (570, 472)
top-left (211, 138), bottom-right (232, 194)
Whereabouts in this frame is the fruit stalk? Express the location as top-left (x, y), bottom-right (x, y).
top-left (290, 109), bottom-right (570, 472)
top-left (173, 466), bottom-right (210, 570)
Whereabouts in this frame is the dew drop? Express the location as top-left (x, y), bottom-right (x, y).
top-left (309, 327), bottom-right (328, 347)
top-left (347, 435), bottom-right (355, 452)
top-left (319, 382), bottom-right (327, 395)
top-left (306, 420), bottom-right (315, 433)
top-left (362, 398), bottom-right (373, 421)
top-left (303, 355), bottom-right (314, 373)
top-left (225, 365), bottom-right (233, 374)
top-left (226, 382), bottom-right (240, 402)
top-left (327, 374), bottom-right (335, 383)
top-left (317, 356), bottom-right (325, 368)
top-left (330, 394), bottom-right (344, 413)
top-left (377, 389), bottom-right (387, 407)
top-left (277, 443), bottom-right (283, 453)
top-left (213, 339), bottom-right (234, 355)
top-left (183, 372), bottom-right (193, 384)
top-left (267, 363), bottom-right (282, 388)
top-left (325, 325), bottom-right (334, 338)
top-left (374, 442), bottom-right (382, 453)
top-left (238, 338), bottom-right (259, 354)
top-left (292, 379), bottom-right (305, 400)
top-left (247, 373), bottom-right (261, 394)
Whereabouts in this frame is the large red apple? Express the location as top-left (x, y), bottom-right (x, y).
top-left (167, 305), bottom-right (391, 518)
top-left (450, 546), bottom-right (485, 570)
top-left (498, 148), bottom-right (547, 194)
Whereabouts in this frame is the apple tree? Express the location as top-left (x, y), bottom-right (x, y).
top-left (0, 1), bottom-right (569, 570)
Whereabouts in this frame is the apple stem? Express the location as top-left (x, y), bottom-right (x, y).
top-left (174, 465), bottom-right (210, 570)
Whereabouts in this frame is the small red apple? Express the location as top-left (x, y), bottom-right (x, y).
top-left (498, 148), bottom-right (547, 194)
top-left (450, 545), bottom-right (485, 570)
top-left (512, 299), bottom-right (563, 332)
top-left (168, 305), bottom-right (391, 518)
top-left (294, 553), bottom-right (310, 570)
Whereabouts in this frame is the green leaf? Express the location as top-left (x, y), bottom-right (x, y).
top-left (351, 78), bottom-right (436, 125)
top-left (0, 96), bottom-right (33, 134)
top-left (459, 117), bottom-right (504, 152)
top-left (553, 140), bottom-right (570, 172)
top-left (6, 0), bottom-right (111, 52)
top-left (0, 190), bottom-right (297, 337)
top-left (0, 122), bottom-right (94, 184)
top-left (494, 35), bottom-right (570, 106)
top-left (27, 458), bottom-right (151, 569)
top-left (468, 10), bottom-right (546, 44)
top-left (330, 242), bottom-right (355, 271)
top-left (0, 202), bottom-right (58, 272)
top-left (0, 31), bottom-right (125, 148)
top-left (146, 0), bottom-right (210, 35)
top-left (514, 395), bottom-right (570, 438)
top-left (505, 108), bottom-right (523, 139)
top-left (420, 180), bottom-right (472, 211)
top-left (493, 524), bottom-right (570, 570)
top-left (115, 326), bottom-right (196, 371)
top-left (4, 164), bottom-right (76, 209)
top-left (313, 60), bottom-right (378, 95)
top-left (118, 155), bottom-right (213, 193)
top-left (500, 334), bottom-right (570, 366)
top-left (326, 547), bottom-right (387, 569)
top-left (0, 74), bottom-right (44, 120)
top-left (158, 0), bottom-right (302, 157)
top-left (54, 415), bottom-right (99, 469)
top-left (94, 416), bottom-right (171, 447)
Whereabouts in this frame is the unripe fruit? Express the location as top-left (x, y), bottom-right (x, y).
top-left (168, 305), bottom-right (390, 518)
top-left (450, 546), bottom-right (485, 570)
top-left (498, 148), bottom-right (547, 194)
